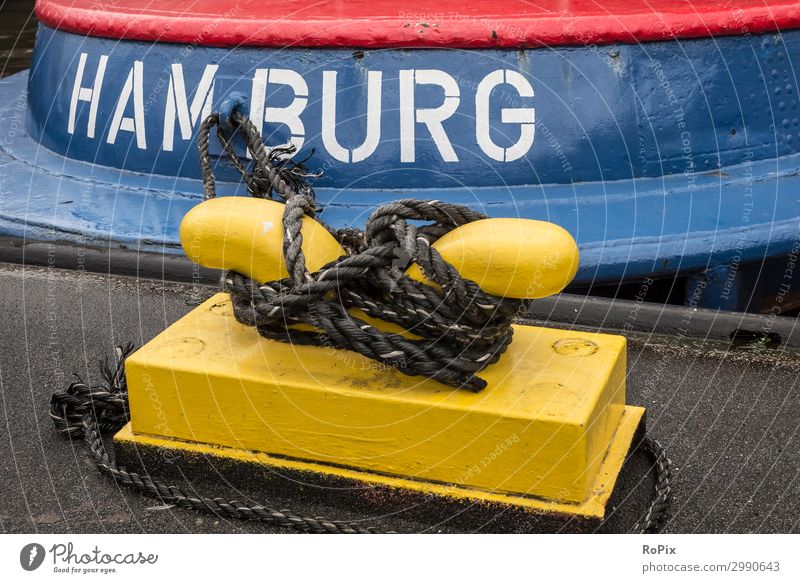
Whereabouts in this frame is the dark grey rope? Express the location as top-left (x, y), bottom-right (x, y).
top-left (49, 345), bottom-right (671, 533)
top-left (199, 110), bottom-right (523, 392)
top-left (631, 437), bottom-right (672, 533)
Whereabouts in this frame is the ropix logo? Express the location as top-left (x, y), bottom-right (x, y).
top-left (20, 543), bottom-right (46, 571)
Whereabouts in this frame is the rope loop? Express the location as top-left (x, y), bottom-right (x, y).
top-left (198, 112), bottom-right (525, 392)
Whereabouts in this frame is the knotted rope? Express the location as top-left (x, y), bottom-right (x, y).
top-left (199, 110), bottom-right (524, 392)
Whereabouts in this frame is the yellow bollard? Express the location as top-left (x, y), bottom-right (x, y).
top-left (179, 196), bottom-right (579, 299)
top-left (115, 196), bottom-right (645, 523)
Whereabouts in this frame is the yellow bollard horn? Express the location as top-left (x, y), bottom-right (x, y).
top-left (114, 195), bottom-right (646, 528)
top-left (179, 196), bottom-right (580, 299)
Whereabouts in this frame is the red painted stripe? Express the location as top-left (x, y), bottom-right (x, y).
top-left (36, 0), bottom-right (800, 48)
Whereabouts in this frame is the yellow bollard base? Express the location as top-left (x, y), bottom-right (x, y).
top-left (113, 406), bottom-right (643, 522)
top-left (117, 292), bottom-right (645, 519)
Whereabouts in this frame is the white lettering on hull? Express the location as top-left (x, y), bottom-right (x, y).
top-left (250, 68), bottom-right (309, 155)
top-left (68, 53), bottom-right (108, 139)
top-left (107, 60), bottom-right (147, 149)
top-left (163, 64), bottom-right (218, 152)
top-left (400, 69), bottom-right (461, 163)
top-left (476, 70), bottom-right (536, 162)
top-left (67, 53), bottom-right (537, 163)
top-left (322, 70), bottom-right (382, 163)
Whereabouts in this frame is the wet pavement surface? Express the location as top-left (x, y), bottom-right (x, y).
top-left (1, 262), bottom-right (799, 533)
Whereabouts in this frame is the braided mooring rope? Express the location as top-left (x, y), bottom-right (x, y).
top-left (631, 437), bottom-right (673, 534)
top-left (199, 110), bottom-right (523, 392)
top-left (49, 345), bottom-right (671, 533)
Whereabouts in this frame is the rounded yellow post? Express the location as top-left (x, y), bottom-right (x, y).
top-left (405, 218), bottom-right (578, 298)
top-left (180, 197), bottom-right (345, 283)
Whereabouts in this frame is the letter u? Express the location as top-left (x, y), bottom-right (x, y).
top-left (321, 70), bottom-right (382, 163)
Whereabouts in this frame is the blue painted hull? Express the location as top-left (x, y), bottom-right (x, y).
top-left (1, 24), bottom-right (799, 311)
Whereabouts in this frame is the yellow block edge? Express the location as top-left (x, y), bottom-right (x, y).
top-left (114, 405), bottom-right (644, 520)
top-left (124, 293), bottom-right (631, 504)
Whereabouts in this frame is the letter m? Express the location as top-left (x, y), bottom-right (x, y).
top-left (162, 64), bottom-right (218, 151)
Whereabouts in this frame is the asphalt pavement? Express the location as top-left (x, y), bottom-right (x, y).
top-left (1, 261), bottom-right (799, 533)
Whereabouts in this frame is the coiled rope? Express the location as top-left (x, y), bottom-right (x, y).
top-left (49, 110), bottom-right (672, 533)
top-left (199, 110), bottom-right (523, 392)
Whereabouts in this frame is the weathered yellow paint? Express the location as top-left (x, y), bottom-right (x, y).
top-left (122, 293), bottom-right (632, 506)
top-left (405, 218), bottom-right (579, 298)
top-left (180, 197), bottom-right (579, 299)
top-left (180, 197), bottom-right (346, 284)
top-left (115, 404), bottom-right (644, 519)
